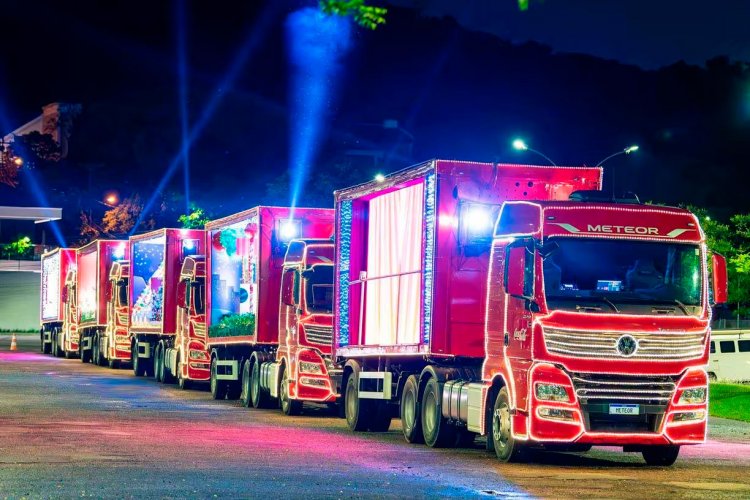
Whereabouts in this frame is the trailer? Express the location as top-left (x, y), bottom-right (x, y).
top-left (202, 206), bottom-right (335, 401)
top-left (40, 248), bottom-right (76, 355)
top-left (76, 240), bottom-right (128, 364)
top-left (128, 228), bottom-right (204, 377)
top-left (333, 159), bottom-right (727, 465)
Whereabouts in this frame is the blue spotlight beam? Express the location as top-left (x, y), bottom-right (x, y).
top-left (285, 8), bottom-right (352, 214)
top-left (132, 4), bottom-right (281, 234)
top-left (176, 0), bottom-right (191, 213)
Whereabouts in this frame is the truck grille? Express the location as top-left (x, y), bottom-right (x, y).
top-left (572, 372), bottom-right (676, 432)
top-left (544, 327), bottom-right (706, 360)
top-left (572, 372), bottom-right (677, 405)
top-left (304, 325), bottom-right (332, 346)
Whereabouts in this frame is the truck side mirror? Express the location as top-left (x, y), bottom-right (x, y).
top-left (281, 269), bottom-right (296, 306)
top-left (61, 286), bottom-right (68, 304)
top-left (504, 241), bottom-right (535, 301)
top-left (177, 280), bottom-right (188, 309)
top-left (712, 253), bottom-right (728, 305)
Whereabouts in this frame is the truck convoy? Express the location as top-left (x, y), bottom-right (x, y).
top-left (76, 239), bottom-right (129, 365)
top-left (37, 158), bottom-right (728, 466)
top-left (40, 248), bottom-right (76, 355)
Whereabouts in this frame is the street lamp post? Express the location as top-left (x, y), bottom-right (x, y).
top-left (593, 145), bottom-right (639, 199)
top-left (512, 139), bottom-right (557, 166)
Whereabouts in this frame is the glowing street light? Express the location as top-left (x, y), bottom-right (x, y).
top-left (374, 173), bottom-right (386, 183)
top-left (594, 145), bottom-right (640, 199)
top-left (511, 138), bottom-right (557, 166)
top-left (12, 156), bottom-right (23, 167)
top-left (594, 145), bottom-right (639, 167)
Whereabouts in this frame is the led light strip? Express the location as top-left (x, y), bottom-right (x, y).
top-left (337, 200), bottom-right (352, 347)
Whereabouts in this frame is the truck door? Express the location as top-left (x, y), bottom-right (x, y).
top-left (280, 268), bottom-right (301, 347)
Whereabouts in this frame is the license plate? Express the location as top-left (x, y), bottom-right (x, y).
top-left (609, 404), bottom-right (639, 415)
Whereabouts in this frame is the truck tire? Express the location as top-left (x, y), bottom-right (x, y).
top-left (642, 445), bottom-right (680, 466)
top-left (210, 356), bottom-right (228, 400)
top-left (240, 360), bottom-right (252, 407)
top-left (41, 330), bottom-right (49, 354)
top-left (280, 364), bottom-right (302, 416)
top-left (421, 377), bottom-right (455, 448)
top-left (94, 333), bottom-right (106, 366)
top-left (345, 371), bottom-right (372, 432)
top-left (52, 331), bottom-right (60, 357)
top-left (491, 387), bottom-right (526, 462)
top-left (161, 345), bottom-right (175, 384)
top-left (153, 343), bottom-right (163, 382)
top-left (132, 342), bottom-right (146, 377)
top-left (177, 354), bottom-right (192, 390)
top-left (250, 359), bottom-right (272, 409)
top-left (400, 375), bottom-right (424, 443)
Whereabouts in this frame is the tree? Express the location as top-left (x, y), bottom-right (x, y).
top-left (0, 143), bottom-right (24, 187)
top-left (178, 205), bottom-right (211, 229)
top-left (0, 235), bottom-right (33, 259)
top-left (78, 194), bottom-right (156, 244)
top-left (319, 0), bottom-right (387, 30)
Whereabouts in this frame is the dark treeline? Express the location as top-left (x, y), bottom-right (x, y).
top-left (1, 2), bottom-right (749, 244)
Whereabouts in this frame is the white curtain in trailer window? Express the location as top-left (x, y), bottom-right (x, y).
top-left (364, 181), bottom-right (424, 346)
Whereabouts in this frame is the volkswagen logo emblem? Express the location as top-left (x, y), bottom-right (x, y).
top-left (616, 335), bottom-right (638, 357)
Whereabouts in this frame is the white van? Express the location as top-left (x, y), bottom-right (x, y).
top-left (708, 330), bottom-right (750, 382)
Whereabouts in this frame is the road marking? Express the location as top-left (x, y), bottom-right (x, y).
top-left (667, 482), bottom-right (750, 491)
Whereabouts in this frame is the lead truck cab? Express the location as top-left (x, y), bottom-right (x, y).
top-left (484, 196), bottom-right (728, 464)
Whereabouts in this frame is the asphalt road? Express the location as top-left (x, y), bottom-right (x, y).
top-left (1, 334), bottom-right (750, 499)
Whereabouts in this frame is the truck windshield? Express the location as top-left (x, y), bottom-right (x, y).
top-left (305, 265), bottom-right (334, 314)
top-left (543, 238), bottom-right (702, 314)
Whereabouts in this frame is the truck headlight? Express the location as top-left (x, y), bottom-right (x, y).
top-left (673, 410), bottom-right (705, 422)
top-left (679, 387), bottom-right (706, 404)
top-left (535, 383), bottom-right (570, 402)
top-left (299, 361), bottom-right (323, 374)
top-left (538, 407), bottom-right (575, 421)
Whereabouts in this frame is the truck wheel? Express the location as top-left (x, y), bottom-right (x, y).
top-left (40, 330), bottom-right (48, 354)
top-left (153, 343), bottom-right (163, 382)
top-left (421, 377), bottom-right (455, 448)
top-left (642, 445), bottom-right (680, 466)
top-left (52, 332), bottom-right (60, 357)
top-left (240, 360), bottom-right (252, 407)
top-left (345, 371), bottom-right (372, 431)
top-left (162, 346), bottom-right (175, 384)
top-left (491, 387), bottom-right (525, 462)
top-left (400, 375), bottom-right (424, 443)
top-left (210, 357), bottom-right (228, 400)
top-left (176, 354), bottom-right (191, 390)
top-left (280, 364), bottom-right (302, 416)
top-left (95, 334), bottom-right (107, 367)
top-left (251, 359), bottom-right (271, 409)
top-left (132, 342), bottom-right (145, 377)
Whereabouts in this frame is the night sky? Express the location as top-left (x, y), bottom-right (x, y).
top-left (2, 1), bottom-right (750, 244)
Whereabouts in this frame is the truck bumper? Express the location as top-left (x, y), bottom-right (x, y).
top-left (186, 363), bottom-right (210, 381)
top-left (521, 363), bottom-right (708, 447)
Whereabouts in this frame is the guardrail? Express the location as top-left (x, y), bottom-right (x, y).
top-left (0, 260), bottom-right (41, 272)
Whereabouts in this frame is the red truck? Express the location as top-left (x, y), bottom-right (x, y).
top-left (40, 248), bottom-right (76, 355)
top-left (76, 240), bottom-right (129, 365)
top-left (333, 159), bottom-right (726, 465)
top-left (128, 228), bottom-right (204, 378)
top-left (191, 207), bottom-right (335, 404)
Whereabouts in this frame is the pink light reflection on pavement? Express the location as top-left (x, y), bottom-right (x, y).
top-left (0, 351), bottom-right (61, 363)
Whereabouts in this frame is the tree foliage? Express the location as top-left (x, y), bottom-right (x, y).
top-left (178, 205), bottom-right (211, 229)
top-left (0, 236), bottom-right (33, 259)
top-left (688, 206), bottom-right (750, 314)
top-left (319, 0), bottom-right (387, 30)
top-left (78, 195), bottom-right (155, 244)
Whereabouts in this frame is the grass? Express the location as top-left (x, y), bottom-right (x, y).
top-left (710, 383), bottom-right (750, 422)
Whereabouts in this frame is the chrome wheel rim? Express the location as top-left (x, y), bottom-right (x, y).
top-left (493, 403), bottom-right (511, 449)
